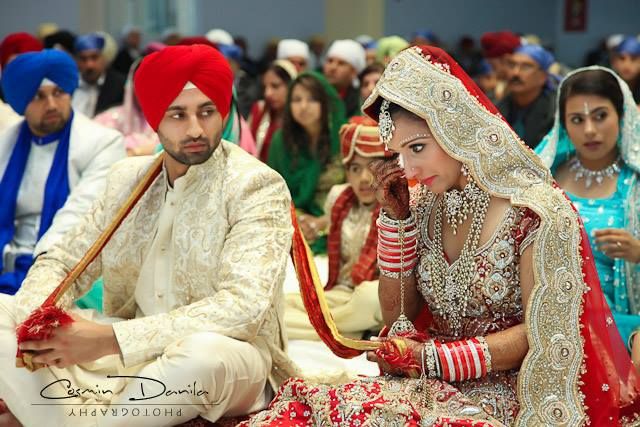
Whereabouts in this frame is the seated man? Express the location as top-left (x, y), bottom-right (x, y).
top-left (0, 44), bottom-right (297, 427)
top-left (323, 39), bottom-right (366, 118)
top-left (276, 39), bottom-right (310, 73)
top-left (610, 35), bottom-right (640, 104)
top-left (72, 33), bottom-right (126, 118)
top-left (497, 44), bottom-right (556, 149)
top-left (286, 116), bottom-right (389, 342)
top-left (0, 49), bottom-right (125, 294)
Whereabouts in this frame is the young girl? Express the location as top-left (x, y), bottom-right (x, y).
top-left (268, 71), bottom-right (346, 253)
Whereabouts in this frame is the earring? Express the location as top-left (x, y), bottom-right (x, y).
top-left (379, 99), bottom-right (395, 149)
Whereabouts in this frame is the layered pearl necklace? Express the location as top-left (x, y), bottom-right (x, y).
top-left (443, 167), bottom-right (486, 235)
top-left (425, 171), bottom-right (490, 335)
top-left (568, 155), bottom-right (621, 188)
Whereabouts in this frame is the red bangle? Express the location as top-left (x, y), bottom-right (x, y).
top-left (450, 342), bottom-right (463, 381)
top-left (378, 233), bottom-right (418, 246)
top-left (435, 341), bottom-right (451, 382)
top-left (377, 246), bottom-right (418, 259)
top-left (376, 222), bottom-right (417, 233)
top-left (452, 341), bottom-right (469, 381)
top-left (460, 340), bottom-right (476, 379)
top-left (471, 338), bottom-right (487, 377)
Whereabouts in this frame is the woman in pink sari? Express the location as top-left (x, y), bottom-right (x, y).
top-left (94, 58), bottom-right (159, 156)
top-left (243, 46), bottom-right (640, 426)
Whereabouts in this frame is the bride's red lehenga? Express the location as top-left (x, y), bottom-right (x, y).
top-left (241, 46), bottom-right (640, 426)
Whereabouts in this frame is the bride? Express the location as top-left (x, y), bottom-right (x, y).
top-left (243, 46), bottom-right (640, 427)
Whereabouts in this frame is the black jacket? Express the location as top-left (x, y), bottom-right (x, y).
top-left (343, 84), bottom-right (361, 118)
top-left (94, 68), bottom-right (126, 116)
top-left (497, 89), bottom-right (556, 150)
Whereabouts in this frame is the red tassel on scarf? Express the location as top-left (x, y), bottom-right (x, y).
top-left (15, 304), bottom-right (74, 370)
top-left (14, 155), bottom-right (165, 371)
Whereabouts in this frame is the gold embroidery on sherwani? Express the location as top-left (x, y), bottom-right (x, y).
top-left (14, 141), bottom-right (300, 389)
top-left (362, 47), bottom-right (589, 426)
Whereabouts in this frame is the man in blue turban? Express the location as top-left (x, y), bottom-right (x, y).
top-left (72, 32), bottom-right (126, 117)
top-left (611, 36), bottom-right (640, 104)
top-left (497, 43), bottom-right (557, 149)
top-left (0, 49), bottom-right (125, 295)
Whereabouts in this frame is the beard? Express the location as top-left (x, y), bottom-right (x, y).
top-left (81, 69), bottom-right (101, 84)
top-left (32, 111), bottom-right (68, 135)
top-left (158, 132), bottom-right (220, 167)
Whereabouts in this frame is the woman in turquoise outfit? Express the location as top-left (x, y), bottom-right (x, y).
top-left (536, 66), bottom-right (640, 364)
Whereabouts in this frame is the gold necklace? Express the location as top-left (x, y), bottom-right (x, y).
top-left (426, 183), bottom-right (490, 336)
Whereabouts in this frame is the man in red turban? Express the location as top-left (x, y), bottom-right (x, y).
top-left (480, 31), bottom-right (521, 101)
top-left (0, 32), bottom-right (44, 131)
top-left (0, 32), bottom-right (43, 69)
top-left (0, 44), bottom-right (296, 426)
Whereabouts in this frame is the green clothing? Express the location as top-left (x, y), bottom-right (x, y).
top-left (267, 71), bottom-right (347, 253)
top-left (268, 71), bottom-right (346, 217)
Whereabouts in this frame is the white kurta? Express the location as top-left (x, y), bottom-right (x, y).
top-left (72, 75), bottom-right (104, 118)
top-left (0, 113), bottom-right (126, 273)
top-left (0, 101), bottom-right (20, 132)
top-left (3, 141), bottom-right (56, 271)
top-left (134, 171), bottom-right (183, 316)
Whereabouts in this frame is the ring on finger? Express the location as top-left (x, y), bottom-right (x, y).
top-left (617, 241), bottom-right (622, 247)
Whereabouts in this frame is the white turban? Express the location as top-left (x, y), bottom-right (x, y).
top-left (326, 39), bottom-right (366, 73)
top-left (206, 28), bottom-right (234, 46)
top-left (277, 39), bottom-right (309, 60)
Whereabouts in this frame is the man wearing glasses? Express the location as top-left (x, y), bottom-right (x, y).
top-left (497, 44), bottom-right (557, 149)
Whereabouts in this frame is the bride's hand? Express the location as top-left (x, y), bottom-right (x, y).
top-left (369, 157), bottom-right (410, 220)
top-left (366, 336), bottom-right (423, 377)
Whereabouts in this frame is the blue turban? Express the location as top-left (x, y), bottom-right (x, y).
top-left (616, 36), bottom-right (640, 56)
top-left (514, 44), bottom-right (555, 71)
top-left (477, 59), bottom-right (493, 76)
top-left (74, 33), bottom-right (105, 53)
top-left (363, 40), bottom-right (377, 50)
top-left (217, 44), bottom-right (243, 62)
top-left (412, 30), bottom-right (437, 43)
top-left (1, 49), bottom-right (78, 115)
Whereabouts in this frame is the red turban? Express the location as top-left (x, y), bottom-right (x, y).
top-left (480, 31), bottom-right (520, 58)
top-left (0, 32), bottom-right (43, 69)
top-left (133, 44), bottom-right (233, 130)
top-left (339, 116), bottom-right (391, 164)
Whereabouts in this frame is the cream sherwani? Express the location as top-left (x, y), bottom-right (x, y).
top-left (0, 141), bottom-right (298, 426)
